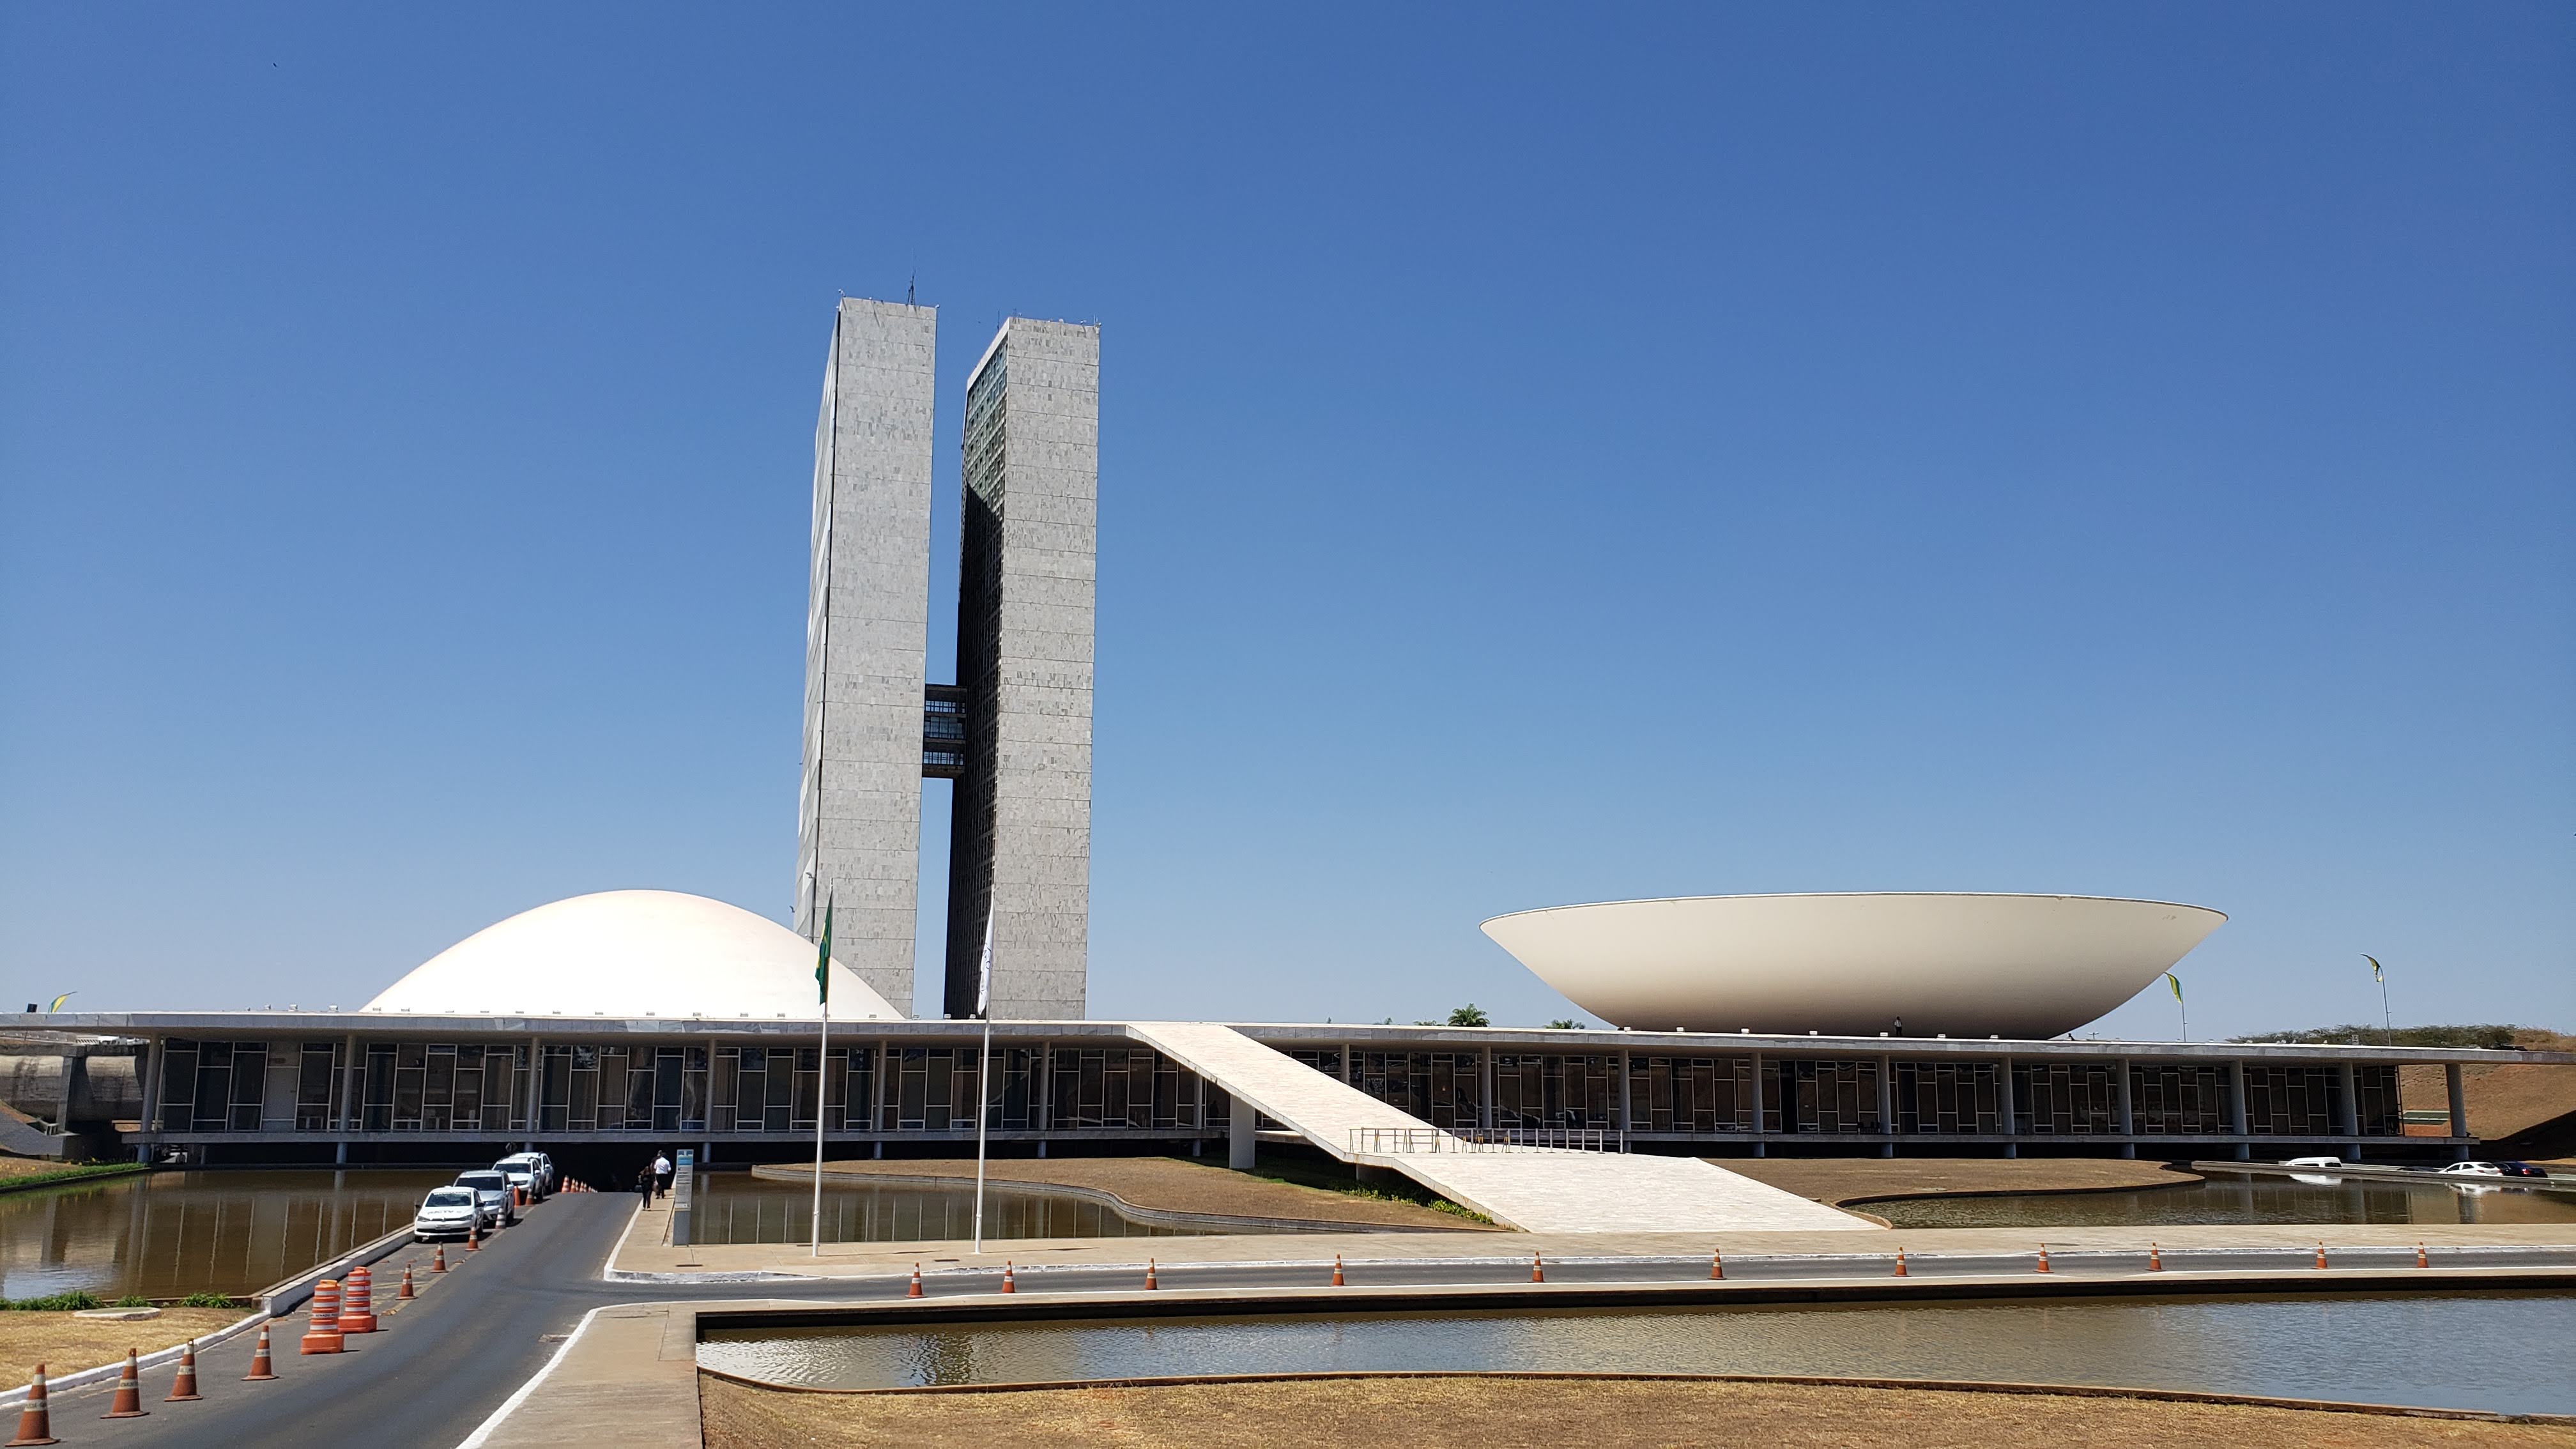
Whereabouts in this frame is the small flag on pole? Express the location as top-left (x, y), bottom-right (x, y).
top-left (45, 993), bottom-right (73, 1015)
top-left (815, 896), bottom-right (833, 1006)
top-left (2164, 972), bottom-right (2184, 1006)
top-left (976, 912), bottom-right (994, 1020)
top-left (2365, 954), bottom-right (2384, 984)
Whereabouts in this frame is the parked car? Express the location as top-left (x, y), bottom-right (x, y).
top-left (2494, 1162), bottom-right (2551, 1179)
top-left (414, 1186), bottom-right (482, 1241)
top-left (2282, 1156), bottom-right (2343, 1170)
top-left (2437, 1161), bottom-right (2505, 1177)
top-left (454, 1169), bottom-right (518, 1227)
top-left (498, 1151), bottom-right (555, 1198)
top-left (493, 1157), bottom-right (544, 1203)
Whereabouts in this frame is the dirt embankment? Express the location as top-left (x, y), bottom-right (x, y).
top-left (785, 1154), bottom-right (1491, 1230)
top-left (2404, 1030), bottom-right (2576, 1160)
top-left (1720, 1158), bottom-right (2196, 1208)
top-left (702, 1374), bottom-right (2576, 1449)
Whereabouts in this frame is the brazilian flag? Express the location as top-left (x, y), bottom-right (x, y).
top-left (815, 896), bottom-right (833, 1006)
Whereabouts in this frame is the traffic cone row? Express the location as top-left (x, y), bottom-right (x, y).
top-left (164, 1341), bottom-right (201, 1402)
top-left (339, 1265), bottom-right (378, 1334)
top-left (300, 1279), bottom-right (345, 1355)
top-left (6, 1364), bottom-right (54, 1446)
top-left (100, 1349), bottom-right (147, 1419)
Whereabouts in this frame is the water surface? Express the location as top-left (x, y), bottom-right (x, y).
top-left (699, 1293), bottom-right (2576, 1415)
top-left (0, 1169), bottom-right (452, 1300)
top-left (1870, 1174), bottom-right (2576, 1229)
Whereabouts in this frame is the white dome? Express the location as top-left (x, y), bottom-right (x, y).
top-left (364, 890), bottom-right (903, 1020)
top-left (1482, 892), bottom-right (2224, 1039)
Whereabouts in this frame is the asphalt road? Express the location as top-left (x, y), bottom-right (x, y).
top-left (37, 1192), bottom-right (781, 1449)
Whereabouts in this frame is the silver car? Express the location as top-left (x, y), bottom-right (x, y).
top-left (452, 1169), bottom-right (517, 1227)
top-left (496, 1153), bottom-right (551, 1201)
top-left (414, 1186), bottom-right (481, 1241)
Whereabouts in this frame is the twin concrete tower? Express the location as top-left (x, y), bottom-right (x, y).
top-left (793, 298), bottom-right (1098, 1020)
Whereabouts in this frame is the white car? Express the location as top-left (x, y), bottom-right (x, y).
top-left (493, 1157), bottom-right (544, 1203)
top-left (2282, 1156), bottom-right (2343, 1170)
top-left (2437, 1161), bottom-right (2504, 1177)
top-left (453, 1169), bottom-right (518, 1227)
top-left (413, 1186), bottom-right (482, 1241)
top-left (498, 1151), bottom-right (555, 1198)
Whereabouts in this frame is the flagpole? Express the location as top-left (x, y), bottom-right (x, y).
top-left (811, 895), bottom-right (834, 1260)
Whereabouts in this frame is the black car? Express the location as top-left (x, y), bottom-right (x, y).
top-left (2494, 1161), bottom-right (2551, 1179)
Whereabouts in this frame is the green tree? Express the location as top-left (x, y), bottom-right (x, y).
top-left (1545, 1018), bottom-right (1584, 1031)
top-left (1446, 1004), bottom-right (1491, 1027)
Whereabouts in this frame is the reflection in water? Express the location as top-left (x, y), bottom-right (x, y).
top-left (699, 1294), bottom-right (2576, 1416)
top-left (689, 1173), bottom-right (1243, 1245)
top-left (0, 1170), bottom-right (454, 1300)
top-left (1870, 1175), bottom-right (2576, 1229)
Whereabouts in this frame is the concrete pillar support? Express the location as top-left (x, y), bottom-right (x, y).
top-left (2337, 1060), bottom-right (2360, 1158)
top-left (1227, 1091), bottom-right (1255, 1171)
top-left (2114, 1057), bottom-right (2135, 1159)
top-left (1874, 1055), bottom-right (1894, 1158)
top-left (1997, 1054), bottom-right (2017, 1159)
top-left (2228, 1061), bottom-right (2250, 1160)
top-left (135, 1038), bottom-right (164, 1164)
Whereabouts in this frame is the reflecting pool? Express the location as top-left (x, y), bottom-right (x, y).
top-left (0, 1169), bottom-right (452, 1300)
top-left (699, 1292), bottom-right (2576, 1415)
top-left (1869, 1174), bottom-right (2576, 1229)
top-left (688, 1172), bottom-right (1246, 1245)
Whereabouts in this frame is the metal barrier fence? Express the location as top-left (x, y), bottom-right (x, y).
top-left (1347, 1127), bottom-right (1620, 1154)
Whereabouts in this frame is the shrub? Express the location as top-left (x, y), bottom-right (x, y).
top-left (176, 1292), bottom-right (242, 1309)
top-left (0, 1289), bottom-right (102, 1312)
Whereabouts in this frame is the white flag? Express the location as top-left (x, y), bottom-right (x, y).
top-left (977, 911), bottom-right (994, 1018)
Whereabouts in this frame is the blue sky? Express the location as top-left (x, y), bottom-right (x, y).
top-left (3, 6), bottom-right (2568, 1037)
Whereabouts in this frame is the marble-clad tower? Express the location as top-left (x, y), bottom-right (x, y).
top-left (795, 298), bottom-right (937, 1010)
top-left (943, 318), bottom-right (1098, 1020)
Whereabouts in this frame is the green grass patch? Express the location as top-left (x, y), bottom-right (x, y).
top-left (2229, 1024), bottom-right (2521, 1049)
top-left (0, 1290), bottom-right (103, 1312)
top-left (0, 1162), bottom-right (150, 1195)
top-left (175, 1292), bottom-right (244, 1310)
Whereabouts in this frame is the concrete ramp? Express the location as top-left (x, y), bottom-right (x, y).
top-left (1127, 1022), bottom-right (1869, 1234)
top-left (0, 1101), bottom-right (68, 1159)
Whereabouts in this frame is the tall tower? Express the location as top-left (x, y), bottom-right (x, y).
top-left (796, 298), bottom-right (938, 1011)
top-left (944, 318), bottom-right (1098, 1019)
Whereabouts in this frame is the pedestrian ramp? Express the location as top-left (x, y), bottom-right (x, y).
top-left (1125, 1021), bottom-right (1871, 1234)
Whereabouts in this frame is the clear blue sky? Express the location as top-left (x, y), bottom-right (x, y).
top-left (4, 6), bottom-right (2569, 1038)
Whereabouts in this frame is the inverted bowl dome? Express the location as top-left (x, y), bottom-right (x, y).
top-left (365, 889), bottom-right (901, 1020)
top-left (1480, 893), bottom-right (2223, 1039)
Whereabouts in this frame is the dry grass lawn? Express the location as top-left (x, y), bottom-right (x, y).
top-left (700, 1374), bottom-right (2576, 1449)
top-left (793, 1155), bottom-right (1489, 1230)
top-left (1721, 1157), bottom-right (2196, 1207)
top-left (0, 1308), bottom-right (247, 1389)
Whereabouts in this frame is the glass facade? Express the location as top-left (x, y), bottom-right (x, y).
top-left (1626, 1056), bottom-right (1759, 1133)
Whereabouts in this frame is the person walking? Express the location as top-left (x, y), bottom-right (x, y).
top-left (634, 1163), bottom-right (652, 1199)
top-left (652, 1151), bottom-right (673, 1199)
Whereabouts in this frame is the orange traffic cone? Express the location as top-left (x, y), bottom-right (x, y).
top-left (431, 1245), bottom-right (448, 1274)
top-left (1331, 1254), bottom-right (1346, 1287)
top-left (1709, 1249), bottom-right (1723, 1280)
top-left (1531, 1253), bottom-right (1545, 1283)
top-left (1893, 1248), bottom-right (1908, 1277)
top-left (339, 1264), bottom-right (377, 1333)
top-left (245, 1324), bottom-right (278, 1381)
top-left (466, 1220), bottom-right (480, 1253)
top-left (399, 1264), bottom-right (417, 1300)
top-left (6, 1364), bottom-right (56, 1446)
top-left (164, 1340), bottom-right (201, 1402)
top-left (2034, 1246), bottom-right (2051, 1274)
top-left (2148, 1243), bottom-right (2163, 1271)
top-left (100, 1348), bottom-right (148, 1418)
top-left (2315, 1242), bottom-right (2329, 1270)
top-left (907, 1264), bottom-right (923, 1299)
top-left (300, 1279), bottom-right (345, 1355)
top-left (2416, 1242), bottom-right (2429, 1269)
top-left (1000, 1262), bottom-right (1016, 1294)
top-left (1144, 1259), bottom-right (1159, 1291)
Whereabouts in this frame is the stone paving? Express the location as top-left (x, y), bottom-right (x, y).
top-left (1127, 1021), bottom-right (1866, 1233)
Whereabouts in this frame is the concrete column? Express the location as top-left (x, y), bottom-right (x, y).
top-left (2337, 1061), bottom-right (2361, 1158)
top-left (134, 1039), bottom-right (164, 1163)
top-left (1227, 1091), bottom-right (1254, 1170)
top-left (1479, 1046), bottom-right (1495, 1133)
top-left (526, 1035), bottom-right (544, 1135)
top-left (1874, 1055), bottom-right (1894, 1158)
top-left (1748, 1051), bottom-right (1766, 1157)
top-left (2114, 1057), bottom-right (2135, 1160)
top-left (2446, 1062), bottom-right (2468, 1160)
top-left (1616, 1050), bottom-right (1630, 1151)
top-left (1997, 1055), bottom-right (2018, 1159)
top-left (339, 1032), bottom-right (361, 1154)
top-left (2228, 1061), bottom-right (2250, 1160)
